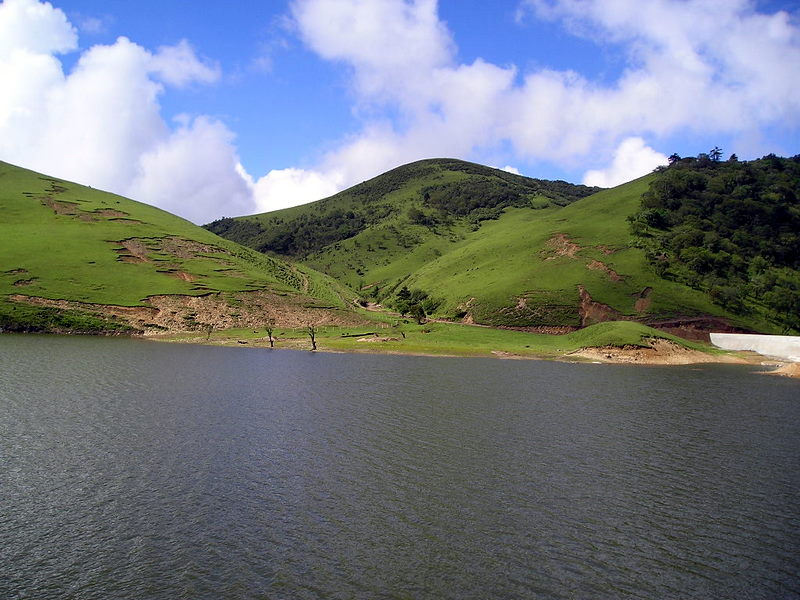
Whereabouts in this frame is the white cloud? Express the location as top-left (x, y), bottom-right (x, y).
top-left (291, 0), bottom-right (454, 105)
top-left (150, 39), bottom-right (220, 87)
top-left (74, 14), bottom-right (110, 35)
top-left (0, 0), bottom-right (250, 224)
top-left (250, 167), bottom-right (344, 213)
top-left (0, 0), bottom-right (76, 56)
top-left (129, 116), bottom-right (253, 223)
top-left (271, 0), bottom-right (800, 203)
top-left (582, 137), bottom-right (667, 187)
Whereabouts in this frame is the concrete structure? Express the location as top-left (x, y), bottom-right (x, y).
top-left (710, 333), bottom-right (800, 362)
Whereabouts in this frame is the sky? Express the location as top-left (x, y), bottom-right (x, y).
top-left (1, 0), bottom-right (799, 224)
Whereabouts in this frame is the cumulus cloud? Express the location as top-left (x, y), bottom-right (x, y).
top-left (129, 116), bottom-right (253, 223)
top-left (0, 0), bottom-right (76, 56)
top-left (249, 167), bottom-right (344, 213)
top-left (261, 0), bottom-right (800, 206)
top-left (0, 0), bottom-right (249, 223)
top-left (150, 39), bottom-right (220, 87)
top-left (291, 0), bottom-right (454, 105)
top-left (582, 137), bottom-right (667, 187)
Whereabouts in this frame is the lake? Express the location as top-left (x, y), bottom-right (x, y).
top-left (1, 334), bottom-right (799, 599)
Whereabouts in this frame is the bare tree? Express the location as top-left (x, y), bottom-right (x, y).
top-left (265, 317), bottom-right (276, 348)
top-left (307, 323), bottom-right (317, 351)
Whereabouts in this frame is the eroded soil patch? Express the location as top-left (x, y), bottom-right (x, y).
top-left (571, 338), bottom-right (745, 365)
top-left (586, 259), bottom-right (622, 281)
top-left (13, 278), bottom-right (37, 287)
top-left (578, 285), bottom-right (624, 326)
top-left (543, 233), bottom-right (580, 259)
top-left (10, 290), bottom-right (370, 334)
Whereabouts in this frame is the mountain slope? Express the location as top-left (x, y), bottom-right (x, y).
top-left (210, 158), bottom-right (792, 337)
top-left (0, 161), bottom-right (363, 333)
top-left (206, 158), bottom-right (599, 289)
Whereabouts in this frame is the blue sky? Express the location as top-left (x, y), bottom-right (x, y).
top-left (1, 0), bottom-right (798, 223)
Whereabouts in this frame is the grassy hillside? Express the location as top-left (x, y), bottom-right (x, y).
top-left (205, 158), bottom-right (598, 263)
top-left (0, 161), bottom-right (360, 333)
top-left (210, 158), bottom-right (782, 337)
top-left (385, 175), bottom-right (772, 331)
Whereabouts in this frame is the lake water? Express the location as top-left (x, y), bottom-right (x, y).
top-left (1, 335), bottom-right (799, 599)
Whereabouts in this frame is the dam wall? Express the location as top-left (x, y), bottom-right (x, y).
top-left (710, 333), bottom-right (800, 362)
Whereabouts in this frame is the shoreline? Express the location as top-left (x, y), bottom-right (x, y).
top-left (142, 331), bottom-right (799, 377)
top-left (4, 326), bottom-right (796, 378)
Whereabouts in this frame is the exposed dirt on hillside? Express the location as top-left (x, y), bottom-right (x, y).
top-left (13, 278), bottom-right (37, 286)
top-left (644, 316), bottom-right (754, 342)
top-left (10, 290), bottom-right (371, 334)
top-left (116, 239), bottom-right (151, 262)
top-left (587, 259), bottom-right (622, 281)
top-left (167, 271), bottom-right (197, 282)
top-left (42, 197), bottom-right (83, 217)
top-left (93, 208), bottom-right (129, 218)
top-left (113, 237), bottom-right (225, 263)
top-left (543, 233), bottom-right (580, 259)
top-left (158, 237), bottom-right (218, 259)
top-left (578, 285), bottom-right (624, 326)
top-left (570, 338), bottom-right (746, 365)
top-left (634, 287), bottom-right (653, 312)
top-left (40, 196), bottom-right (133, 223)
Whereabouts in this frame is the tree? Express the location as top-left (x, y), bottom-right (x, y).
top-left (307, 323), bottom-right (317, 351)
top-left (668, 153), bottom-right (682, 165)
top-left (411, 303), bottom-right (426, 324)
top-left (265, 317), bottom-right (276, 348)
top-left (709, 146), bottom-right (723, 162)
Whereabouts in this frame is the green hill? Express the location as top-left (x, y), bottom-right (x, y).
top-left (0, 161), bottom-right (363, 334)
top-left (205, 158), bottom-right (599, 260)
top-left (209, 157), bottom-right (796, 337)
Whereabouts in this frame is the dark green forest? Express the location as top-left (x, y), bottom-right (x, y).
top-left (630, 152), bottom-right (800, 331)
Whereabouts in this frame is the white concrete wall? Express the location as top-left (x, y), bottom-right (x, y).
top-left (710, 333), bottom-right (800, 362)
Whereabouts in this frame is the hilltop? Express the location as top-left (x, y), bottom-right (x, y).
top-left (206, 158), bottom-right (599, 261)
top-left (208, 157), bottom-right (795, 338)
top-left (0, 161), bottom-right (365, 334)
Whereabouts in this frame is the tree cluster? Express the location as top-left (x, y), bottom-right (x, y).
top-left (393, 286), bottom-right (440, 323)
top-left (630, 152), bottom-right (800, 331)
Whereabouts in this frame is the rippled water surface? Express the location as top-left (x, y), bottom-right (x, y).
top-left (1, 335), bottom-right (799, 599)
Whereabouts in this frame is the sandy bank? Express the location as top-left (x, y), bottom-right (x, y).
top-left (765, 362), bottom-right (800, 379)
top-left (569, 339), bottom-right (748, 366)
